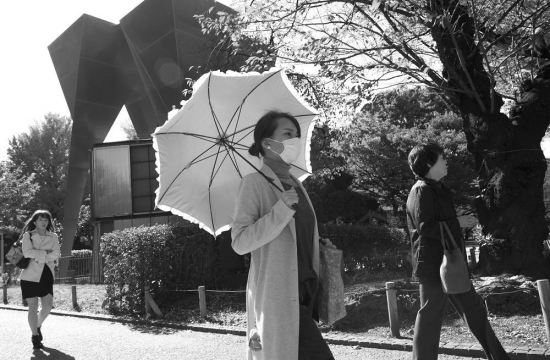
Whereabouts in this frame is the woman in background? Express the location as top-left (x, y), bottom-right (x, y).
top-left (406, 143), bottom-right (509, 360)
top-left (20, 210), bottom-right (61, 349)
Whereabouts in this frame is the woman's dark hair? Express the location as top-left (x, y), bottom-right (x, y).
top-left (408, 142), bottom-right (444, 177)
top-left (248, 111), bottom-right (301, 158)
top-left (22, 210), bottom-right (56, 233)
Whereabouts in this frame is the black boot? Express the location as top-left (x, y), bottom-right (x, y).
top-left (37, 327), bottom-right (43, 341)
top-left (32, 335), bottom-right (43, 349)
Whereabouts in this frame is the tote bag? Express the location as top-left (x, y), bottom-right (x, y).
top-left (5, 232), bottom-right (31, 269)
top-left (439, 222), bottom-right (471, 294)
top-left (318, 245), bottom-right (347, 325)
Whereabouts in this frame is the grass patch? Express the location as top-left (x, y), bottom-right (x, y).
top-left (3, 270), bottom-right (548, 349)
top-left (5, 283), bottom-right (109, 315)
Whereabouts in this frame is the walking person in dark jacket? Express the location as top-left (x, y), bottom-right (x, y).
top-left (406, 143), bottom-right (510, 360)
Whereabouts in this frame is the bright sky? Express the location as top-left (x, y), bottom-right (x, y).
top-left (0, 0), bottom-right (230, 160)
top-left (1, 0), bottom-right (549, 161)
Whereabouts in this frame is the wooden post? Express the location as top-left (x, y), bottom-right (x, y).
top-left (72, 285), bottom-right (78, 308)
top-left (199, 286), bottom-right (207, 318)
top-left (68, 270), bottom-right (76, 284)
top-left (144, 285), bottom-right (163, 318)
top-left (3, 284), bottom-right (7, 305)
top-left (144, 285), bottom-right (152, 316)
top-left (469, 248), bottom-right (477, 267)
top-left (386, 282), bottom-right (400, 337)
top-left (1, 233), bottom-right (4, 277)
top-left (537, 279), bottom-right (550, 344)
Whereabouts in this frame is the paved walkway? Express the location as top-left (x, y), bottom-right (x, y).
top-left (0, 305), bottom-right (547, 359)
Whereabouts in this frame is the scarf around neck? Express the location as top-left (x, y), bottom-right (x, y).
top-left (263, 157), bottom-right (295, 186)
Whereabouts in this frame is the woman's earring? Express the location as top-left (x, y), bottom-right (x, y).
top-left (266, 145), bottom-right (271, 149)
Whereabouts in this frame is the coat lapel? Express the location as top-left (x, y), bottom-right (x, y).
top-left (30, 231), bottom-right (52, 249)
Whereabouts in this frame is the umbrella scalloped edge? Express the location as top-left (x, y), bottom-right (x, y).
top-left (152, 132), bottom-right (228, 238)
top-left (151, 67), bottom-right (319, 237)
top-left (156, 203), bottom-right (229, 238)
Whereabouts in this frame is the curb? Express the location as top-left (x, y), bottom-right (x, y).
top-left (2, 305), bottom-right (549, 359)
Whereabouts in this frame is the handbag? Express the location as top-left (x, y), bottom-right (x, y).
top-left (5, 232), bottom-right (31, 269)
top-left (439, 222), bottom-right (471, 294)
top-left (318, 244), bottom-right (347, 325)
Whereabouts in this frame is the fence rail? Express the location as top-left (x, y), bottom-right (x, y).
top-left (56, 255), bottom-right (93, 283)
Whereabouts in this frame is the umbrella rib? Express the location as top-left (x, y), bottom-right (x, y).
top-left (206, 142), bottom-right (225, 233)
top-left (223, 143), bottom-right (243, 178)
top-left (157, 140), bottom-right (225, 204)
top-left (210, 146), bottom-right (241, 183)
top-left (207, 72), bottom-right (225, 139)
top-left (227, 128), bottom-right (255, 149)
top-left (224, 69), bottom-right (283, 136)
top-left (227, 144), bottom-right (283, 193)
top-left (155, 132), bottom-right (220, 144)
top-left (229, 103), bottom-right (246, 148)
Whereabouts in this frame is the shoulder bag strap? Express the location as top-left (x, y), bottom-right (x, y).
top-left (441, 222), bottom-right (459, 250)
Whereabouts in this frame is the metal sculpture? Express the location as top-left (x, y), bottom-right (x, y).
top-left (48, 0), bottom-right (234, 278)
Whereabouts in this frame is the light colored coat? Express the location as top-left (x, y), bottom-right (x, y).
top-left (232, 165), bottom-right (320, 360)
top-left (19, 231), bottom-right (61, 283)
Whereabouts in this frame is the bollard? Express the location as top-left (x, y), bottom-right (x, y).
top-left (72, 285), bottom-right (78, 309)
top-left (537, 279), bottom-right (550, 344)
top-left (3, 284), bottom-right (7, 305)
top-left (469, 247), bottom-right (477, 267)
top-left (199, 286), bottom-right (207, 318)
top-left (386, 282), bottom-right (400, 337)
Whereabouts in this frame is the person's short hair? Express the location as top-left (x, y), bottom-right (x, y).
top-left (408, 142), bottom-right (444, 177)
top-left (248, 111), bottom-right (301, 157)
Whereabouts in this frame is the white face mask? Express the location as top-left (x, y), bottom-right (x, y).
top-left (267, 137), bottom-right (301, 164)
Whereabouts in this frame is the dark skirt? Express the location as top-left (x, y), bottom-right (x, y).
top-left (21, 265), bottom-right (54, 299)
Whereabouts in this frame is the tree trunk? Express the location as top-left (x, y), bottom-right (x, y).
top-left (429, 0), bottom-right (550, 278)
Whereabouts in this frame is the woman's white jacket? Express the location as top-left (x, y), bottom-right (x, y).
top-left (19, 230), bottom-right (61, 282)
top-left (232, 165), bottom-right (320, 360)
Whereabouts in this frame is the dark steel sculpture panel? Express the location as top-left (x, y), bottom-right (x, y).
top-left (49, 0), bottom-right (233, 278)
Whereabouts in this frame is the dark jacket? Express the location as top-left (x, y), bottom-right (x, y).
top-left (406, 178), bottom-right (463, 281)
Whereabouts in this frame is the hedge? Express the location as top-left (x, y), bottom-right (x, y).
top-left (319, 224), bottom-right (409, 272)
top-left (101, 224), bottom-right (219, 316)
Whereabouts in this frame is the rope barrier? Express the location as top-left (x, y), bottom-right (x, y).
top-left (157, 289), bottom-right (245, 293)
top-left (479, 288), bottom-right (536, 297)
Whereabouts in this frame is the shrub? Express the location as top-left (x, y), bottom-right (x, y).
top-left (70, 249), bottom-right (92, 258)
top-left (319, 224), bottom-right (409, 273)
top-left (101, 224), bottom-right (219, 316)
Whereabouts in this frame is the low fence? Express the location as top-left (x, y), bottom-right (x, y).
top-left (56, 255), bottom-right (93, 284)
top-left (4, 277), bottom-right (550, 347)
top-left (0, 254), bottom-right (94, 285)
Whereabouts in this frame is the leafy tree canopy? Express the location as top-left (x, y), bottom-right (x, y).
top-left (0, 161), bottom-right (39, 232)
top-left (304, 124), bottom-right (379, 224)
top-left (7, 113), bottom-right (71, 220)
top-left (339, 87), bottom-right (476, 214)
